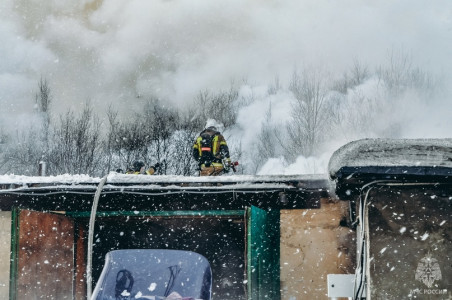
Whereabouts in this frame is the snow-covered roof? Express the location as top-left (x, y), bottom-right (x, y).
top-left (0, 173), bottom-right (330, 211)
top-left (0, 173), bottom-right (100, 185)
top-left (0, 172), bottom-right (329, 193)
top-left (328, 138), bottom-right (452, 180)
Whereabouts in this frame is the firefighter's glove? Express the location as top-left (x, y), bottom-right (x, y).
top-left (223, 158), bottom-right (232, 172)
top-left (154, 162), bottom-right (161, 170)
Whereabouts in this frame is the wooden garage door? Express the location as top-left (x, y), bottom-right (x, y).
top-left (10, 209), bottom-right (75, 300)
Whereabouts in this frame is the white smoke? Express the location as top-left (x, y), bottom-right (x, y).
top-left (1, 0), bottom-right (451, 174)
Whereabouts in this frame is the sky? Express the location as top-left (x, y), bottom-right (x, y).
top-left (1, 0), bottom-right (451, 175)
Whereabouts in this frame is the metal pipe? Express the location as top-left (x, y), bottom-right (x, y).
top-left (38, 161), bottom-right (46, 176)
top-left (86, 174), bottom-right (108, 300)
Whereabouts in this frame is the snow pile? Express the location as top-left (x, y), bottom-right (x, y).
top-left (107, 172), bottom-right (327, 185)
top-left (0, 173), bottom-right (99, 185)
top-left (328, 138), bottom-right (452, 178)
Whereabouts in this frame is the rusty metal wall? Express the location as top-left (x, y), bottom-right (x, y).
top-left (366, 188), bottom-right (451, 299)
top-left (15, 210), bottom-right (74, 299)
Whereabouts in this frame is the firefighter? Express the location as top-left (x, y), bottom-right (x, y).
top-left (193, 124), bottom-right (232, 176)
top-left (126, 160), bottom-right (160, 175)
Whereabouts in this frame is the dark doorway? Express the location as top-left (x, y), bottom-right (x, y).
top-left (80, 213), bottom-right (246, 300)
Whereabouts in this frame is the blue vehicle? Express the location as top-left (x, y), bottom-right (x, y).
top-left (91, 249), bottom-right (212, 300)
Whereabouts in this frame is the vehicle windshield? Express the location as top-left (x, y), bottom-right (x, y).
top-left (91, 249), bottom-right (212, 300)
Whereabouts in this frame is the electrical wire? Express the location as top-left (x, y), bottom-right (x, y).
top-left (352, 179), bottom-right (420, 300)
top-left (0, 188), bottom-right (295, 196)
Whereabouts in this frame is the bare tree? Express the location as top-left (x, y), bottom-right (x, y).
top-left (36, 77), bottom-right (52, 114)
top-left (328, 90), bottom-right (382, 141)
top-left (141, 99), bottom-right (178, 173)
top-left (328, 52), bottom-right (433, 142)
top-left (48, 104), bottom-right (102, 175)
top-left (104, 115), bottom-right (149, 173)
top-left (170, 129), bottom-right (199, 176)
top-left (1, 129), bottom-right (43, 175)
top-left (104, 99), bottom-right (198, 175)
top-left (267, 76), bottom-right (282, 95)
top-left (0, 78), bottom-right (54, 175)
top-left (35, 77), bottom-right (52, 162)
top-left (0, 129), bottom-right (9, 172)
top-left (377, 49), bottom-right (433, 96)
top-left (286, 70), bottom-right (330, 159)
top-left (333, 60), bottom-right (369, 94)
top-left (253, 104), bottom-right (280, 172)
top-left (192, 85), bottom-right (239, 129)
